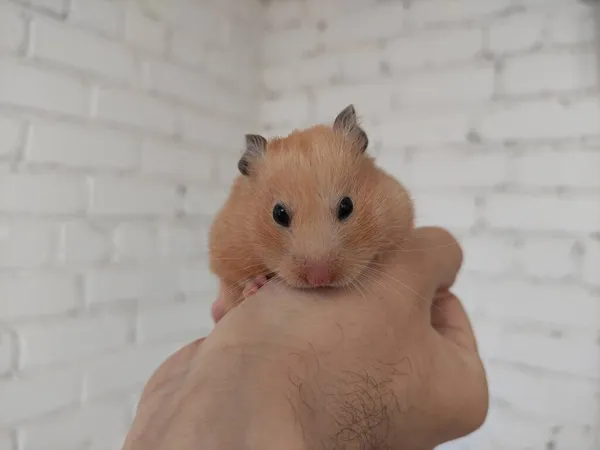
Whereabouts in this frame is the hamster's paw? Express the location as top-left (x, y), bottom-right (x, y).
top-left (242, 275), bottom-right (268, 298)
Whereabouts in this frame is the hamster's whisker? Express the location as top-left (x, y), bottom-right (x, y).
top-left (352, 268), bottom-right (383, 300)
top-left (355, 266), bottom-right (404, 299)
top-left (360, 266), bottom-right (428, 305)
top-left (355, 269), bottom-right (418, 313)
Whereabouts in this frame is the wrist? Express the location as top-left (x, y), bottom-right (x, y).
top-left (185, 341), bottom-right (312, 450)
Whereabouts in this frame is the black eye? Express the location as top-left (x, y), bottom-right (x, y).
top-left (272, 203), bottom-right (290, 227)
top-left (337, 197), bottom-right (353, 221)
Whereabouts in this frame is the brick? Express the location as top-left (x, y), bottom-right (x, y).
top-left (553, 426), bottom-right (598, 450)
top-left (84, 266), bottom-right (179, 304)
top-left (262, 55), bottom-right (341, 92)
top-left (460, 236), bottom-right (514, 275)
top-left (113, 223), bottom-right (158, 263)
top-left (0, 273), bottom-right (78, 320)
top-left (262, 27), bottom-right (320, 63)
top-left (0, 370), bottom-right (81, 424)
top-left (19, 399), bottom-right (130, 450)
top-left (547, 7), bottom-right (595, 45)
top-left (143, 0), bottom-right (227, 47)
top-left (484, 194), bottom-right (600, 233)
top-left (409, 0), bottom-right (514, 26)
top-left (94, 88), bottom-right (177, 135)
top-left (312, 83), bottom-right (394, 124)
top-left (502, 51), bottom-right (596, 95)
top-left (515, 237), bottom-right (579, 279)
top-left (0, 330), bottom-right (13, 376)
top-left (69, 0), bottom-right (121, 36)
top-left (264, 0), bottom-right (304, 28)
top-left (141, 141), bottom-right (212, 182)
top-left (0, 4), bottom-right (26, 52)
top-left (125, 2), bottom-right (168, 54)
top-left (179, 262), bottom-right (219, 296)
top-left (322, 2), bottom-right (405, 47)
top-left (0, 220), bottom-right (57, 268)
top-left (0, 174), bottom-right (86, 215)
top-left (0, 59), bottom-right (87, 115)
top-left (27, 121), bottom-right (139, 170)
top-left (514, 149), bottom-right (600, 188)
top-left (490, 328), bottom-right (599, 378)
top-left (158, 222), bottom-right (208, 259)
top-left (227, 0), bottom-right (264, 25)
top-left (260, 92), bottom-right (311, 128)
top-left (374, 152), bottom-right (412, 186)
top-left (373, 110), bottom-right (473, 147)
top-left (216, 153), bottom-right (242, 186)
top-left (487, 363), bottom-right (599, 423)
top-left (482, 403), bottom-right (578, 450)
top-left (15, 0), bottom-right (67, 15)
top-left (474, 279), bottom-right (599, 328)
top-left (480, 98), bottom-right (600, 141)
top-left (582, 238), bottom-right (600, 287)
top-left (487, 12), bottom-right (545, 53)
top-left (385, 28), bottom-right (482, 71)
top-left (17, 314), bottom-right (131, 369)
top-left (0, 117), bottom-right (23, 156)
top-left (179, 111), bottom-right (245, 150)
top-left (138, 300), bottom-right (212, 343)
top-left (412, 193), bottom-right (478, 229)
top-left (85, 343), bottom-right (177, 397)
top-left (339, 47), bottom-right (385, 83)
top-left (203, 48), bottom-right (256, 91)
top-left (224, 21), bottom-right (261, 67)
top-left (408, 151), bottom-right (508, 188)
top-left (396, 64), bottom-right (495, 106)
top-left (185, 186), bottom-right (230, 217)
top-left (32, 19), bottom-right (136, 83)
top-left (89, 177), bottom-right (179, 216)
top-left (305, 0), bottom-right (370, 22)
top-left (0, 429), bottom-right (13, 450)
top-left (143, 60), bottom-right (217, 110)
top-left (170, 31), bottom-right (206, 67)
top-left (60, 221), bottom-right (111, 264)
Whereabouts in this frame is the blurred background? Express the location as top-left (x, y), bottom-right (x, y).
top-left (0, 0), bottom-right (599, 449)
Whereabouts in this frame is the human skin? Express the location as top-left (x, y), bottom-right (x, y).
top-left (122, 227), bottom-right (488, 450)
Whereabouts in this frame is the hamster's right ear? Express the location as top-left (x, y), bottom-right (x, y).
top-left (238, 134), bottom-right (267, 176)
top-left (333, 104), bottom-right (368, 153)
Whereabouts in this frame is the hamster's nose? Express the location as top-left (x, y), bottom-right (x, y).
top-left (304, 262), bottom-right (333, 286)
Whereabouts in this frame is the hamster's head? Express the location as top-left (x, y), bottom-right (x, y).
top-left (237, 105), bottom-right (413, 289)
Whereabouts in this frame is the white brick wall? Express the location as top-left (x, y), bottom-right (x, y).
top-left (0, 0), bottom-right (262, 449)
top-left (262, 1), bottom-right (600, 449)
top-left (1, 0), bottom-right (599, 448)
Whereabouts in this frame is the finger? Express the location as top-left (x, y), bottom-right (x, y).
top-left (211, 297), bottom-right (226, 323)
top-left (386, 226), bottom-right (463, 303)
top-left (136, 337), bottom-right (205, 409)
top-left (430, 290), bottom-right (478, 353)
top-left (123, 337), bottom-right (206, 450)
top-left (426, 293), bottom-right (488, 444)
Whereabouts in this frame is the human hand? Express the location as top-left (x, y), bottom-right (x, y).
top-left (122, 227), bottom-right (488, 450)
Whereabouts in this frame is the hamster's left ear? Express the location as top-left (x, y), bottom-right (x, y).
top-left (333, 104), bottom-right (368, 153)
top-left (238, 133), bottom-right (267, 176)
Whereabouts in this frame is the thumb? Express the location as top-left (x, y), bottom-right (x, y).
top-left (430, 290), bottom-right (479, 353)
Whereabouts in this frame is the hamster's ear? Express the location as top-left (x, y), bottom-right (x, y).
top-left (238, 133), bottom-right (267, 176)
top-left (333, 104), bottom-right (368, 153)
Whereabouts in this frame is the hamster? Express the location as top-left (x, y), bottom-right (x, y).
top-left (208, 104), bottom-right (415, 316)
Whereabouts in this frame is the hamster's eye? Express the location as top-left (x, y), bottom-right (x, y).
top-left (272, 203), bottom-right (291, 227)
top-left (337, 197), bottom-right (354, 221)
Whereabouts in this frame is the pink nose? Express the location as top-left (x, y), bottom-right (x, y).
top-left (305, 262), bottom-right (333, 286)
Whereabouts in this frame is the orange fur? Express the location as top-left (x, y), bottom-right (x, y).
top-left (208, 110), bottom-right (415, 314)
